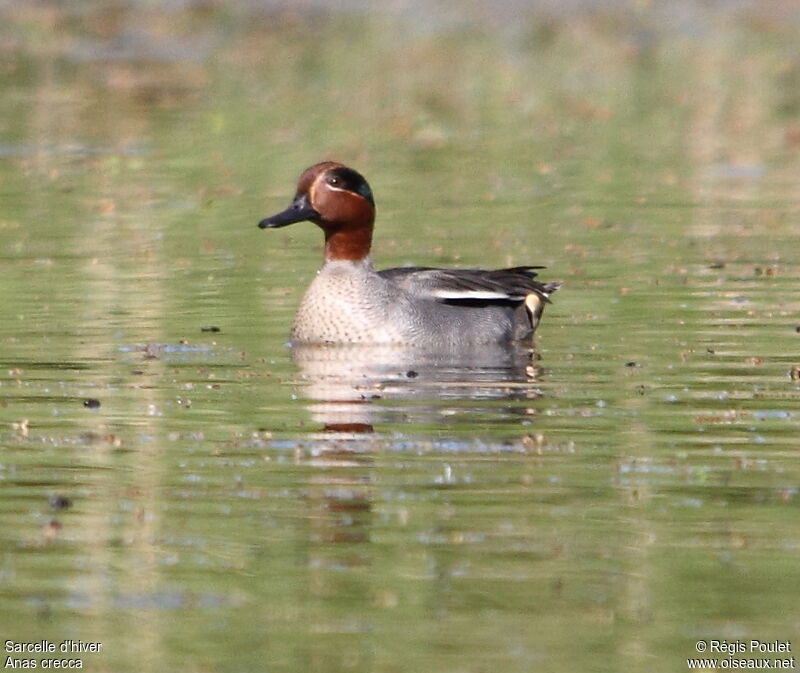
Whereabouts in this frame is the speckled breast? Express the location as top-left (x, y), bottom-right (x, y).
top-left (290, 260), bottom-right (411, 344)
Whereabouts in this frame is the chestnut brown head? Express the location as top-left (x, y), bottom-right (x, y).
top-left (258, 162), bottom-right (376, 261)
top-left (258, 162), bottom-right (374, 229)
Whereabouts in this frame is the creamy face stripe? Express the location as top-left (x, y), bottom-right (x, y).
top-left (316, 167), bottom-right (374, 205)
top-left (309, 172), bottom-right (319, 207)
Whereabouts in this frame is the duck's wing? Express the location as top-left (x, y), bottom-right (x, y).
top-left (378, 266), bottom-right (561, 304)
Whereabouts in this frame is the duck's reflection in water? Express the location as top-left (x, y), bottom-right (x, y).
top-left (291, 343), bottom-right (547, 653)
top-left (291, 343), bottom-right (544, 430)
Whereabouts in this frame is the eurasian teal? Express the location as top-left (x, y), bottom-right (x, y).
top-left (258, 162), bottom-right (560, 347)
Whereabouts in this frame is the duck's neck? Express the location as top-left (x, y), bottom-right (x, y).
top-left (324, 225), bottom-right (373, 262)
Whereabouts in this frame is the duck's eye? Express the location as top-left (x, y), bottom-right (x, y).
top-left (326, 176), bottom-right (341, 187)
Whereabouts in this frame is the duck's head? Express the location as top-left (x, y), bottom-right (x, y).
top-left (258, 161), bottom-right (375, 262)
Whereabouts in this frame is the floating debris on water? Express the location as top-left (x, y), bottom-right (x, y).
top-left (48, 495), bottom-right (72, 511)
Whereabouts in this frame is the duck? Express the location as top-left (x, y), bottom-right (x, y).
top-left (258, 161), bottom-right (560, 347)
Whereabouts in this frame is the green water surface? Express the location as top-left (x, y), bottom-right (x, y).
top-left (1, 2), bottom-right (800, 672)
